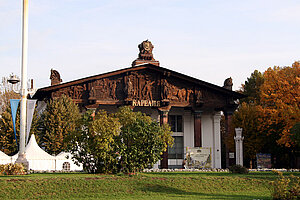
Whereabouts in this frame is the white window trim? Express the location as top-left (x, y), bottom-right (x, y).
top-left (172, 132), bottom-right (184, 136)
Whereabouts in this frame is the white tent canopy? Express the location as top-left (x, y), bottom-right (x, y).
top-left (55, 152), bottom-right (82, 171)
top-left (0, 150), bottom-right (11, 165)
top-left (12, 135), bottom-right (55, 170)
top-left (10, 135), bottom-right (82, 171)
top-left (12, 134), bottom-right (55, 160)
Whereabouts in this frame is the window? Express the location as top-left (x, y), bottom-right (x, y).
top-left (168, 136), bottom-right (184, 159)
top-left (62, 162), bottom-right (70, 171)
top-left (169, 115), bottom-right (183, 132)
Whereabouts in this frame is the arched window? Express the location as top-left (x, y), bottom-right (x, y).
top-left (62, 162), bottom-right (70, 171)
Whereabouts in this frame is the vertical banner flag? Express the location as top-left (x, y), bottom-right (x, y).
top-left (10, 99), bottom-right (20, 148)
top-left (26, 99), bottom-right (37, 144)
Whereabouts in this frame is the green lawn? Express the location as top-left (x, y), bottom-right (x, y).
top-left (0, 171), bottom-right (298, 199)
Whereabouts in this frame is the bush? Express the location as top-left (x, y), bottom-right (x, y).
top-left (229, 165), bottom-right (249, 174)
top-left (0, 163), bottom-right (26, 175)
top-left (271, 170), bottom-right (300, 200)
top-left (67, 106), bottom-right (173, 174)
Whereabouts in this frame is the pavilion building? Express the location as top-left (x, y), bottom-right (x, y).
top-left (33, 40), bottom-right (244, 169)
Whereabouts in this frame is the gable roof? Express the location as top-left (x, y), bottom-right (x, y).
top-left (34, 63), bottom-right (244, 99)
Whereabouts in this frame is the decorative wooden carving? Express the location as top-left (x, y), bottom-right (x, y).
top-left (89, 78), bottom-right (121, 100)
top-left (52, 84), bottom-right (87, 100)
top-left (162, 79), bottom-right (193, 103)
top-left (186, 89), bottom-right (194, 102)
top-left (223, 77), bottom-right (233, 90)
top-left (89, 87), bottom-right (96, 99)
top-left (142, 80), bottom-right (155, 100)
top-left (71, 85), bottom-right (86, 99)
top-left (109, 80), bottom-right (117, 100)
top-left (195, 89), bottom-right (203, 103)
top-left (138, 40), bottom-right (154, 61)
top-left (45, 67), bottom-right (237, 112)
top-left (124, 76), bottom-right (134, 100)
top-left (50, 69), bottom-right (62, 86)
top-left (123, 71), bottom-right (159, 101)
top-left (132, 40), bottom-right (160, 67)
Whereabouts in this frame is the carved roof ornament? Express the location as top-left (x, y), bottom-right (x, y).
top-left (138, 40), bottom-right (154, 60)
top-left (132, 40), bottom-right (160, 67)
top-left (50, 69), bottom-right (62, 86)
top-left (223, 77), bottom-right (233, 90)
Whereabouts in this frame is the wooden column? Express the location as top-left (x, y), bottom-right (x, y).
top-left (224, 111), bottom-right (233, 168)
top-left (194, 111), bottom-right (202, 147)
top-left (160, 110), bottom-right (169, 169)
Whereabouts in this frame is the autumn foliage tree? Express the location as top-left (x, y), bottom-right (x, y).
top-left (232, 62), bottom-right (299, 167)
top-left (259, 63), bottom-right (300, 147)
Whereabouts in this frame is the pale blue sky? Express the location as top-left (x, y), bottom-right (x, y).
top-left (1, 0), bottom-right (300, 90)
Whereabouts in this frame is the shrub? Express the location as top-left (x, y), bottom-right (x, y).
top-left (228, 165), bottom-right (249, 174)
top-left (0, 163), bottom-right (26, 175)
top-left (67, 106), bottom-right (173, 174)
top-left (271, 170), bottom-right (300, 200)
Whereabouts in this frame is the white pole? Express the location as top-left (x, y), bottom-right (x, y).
top-left (16, 0), bottom-right (29, 167)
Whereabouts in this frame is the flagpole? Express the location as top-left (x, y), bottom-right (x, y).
top-left (15, 0), bottom-right (29, 168)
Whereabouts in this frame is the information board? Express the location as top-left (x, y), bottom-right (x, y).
top-left (257, 153), bottom-right (272, 169)
top-left (185, 147), bottom-right (211, 169)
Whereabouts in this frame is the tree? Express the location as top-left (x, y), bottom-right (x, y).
top-left (231, 102), bottom-right (265, 165)
top-left (38, 95), bottom-right (80, 155)
top-left (68, 106), bottom-right (173, 174)
top-left (260, 63), bottom-right (300, 147)
top-left (113, 107), bottom-right (173, 173)
top-left (0, 106), bottom-right (20, 155)
top-left (232, 63), bottom-right (300, 168)
top-left (240, 70), bottom-right (264, 104)
top-left (67, 110), bottom-right (121, 173)
top-left (229, 70), bottom-right (265, 167)
top-left (0, 75), bottom-right (23, 155)
top-left (290, 122), bottom-right (300, 149)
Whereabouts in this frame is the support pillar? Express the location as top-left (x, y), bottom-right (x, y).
top-left (213, 112), bottom-right (222, 168)
top-left (160, 110), bottom-right (169, 169)
top-left (194, 111), bottom-right (202, 147)
top-left (224, 111), bottom-right (233, 168)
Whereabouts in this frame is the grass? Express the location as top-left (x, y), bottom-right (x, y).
top-left (0, 171), bottom-right (299, 199)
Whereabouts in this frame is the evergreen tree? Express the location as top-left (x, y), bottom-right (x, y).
top-left (0, 107), bottom-right (20, 155)
top-left (240, 70), bottom-right (264, 104)
top-left (38, 95), bottom-right (80, 155)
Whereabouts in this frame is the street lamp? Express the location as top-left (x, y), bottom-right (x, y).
top-left (8, 74), bottom-right (20, 93)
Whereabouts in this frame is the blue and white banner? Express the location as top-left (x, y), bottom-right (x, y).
top-left (26, 99), bottom-right (37, 144)
top-left (10, 99), bottom-right (20, 148)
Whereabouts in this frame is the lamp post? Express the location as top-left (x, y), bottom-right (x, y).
top-left (8, 0), bottom-right (34, 168)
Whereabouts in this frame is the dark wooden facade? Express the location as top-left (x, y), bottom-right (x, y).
top-left (35, 64), bottom-right (242, 111)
